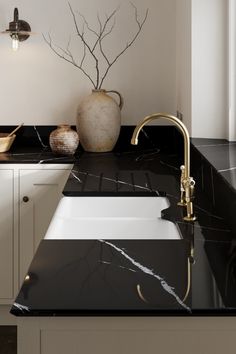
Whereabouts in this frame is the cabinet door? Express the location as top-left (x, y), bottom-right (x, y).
top-left (0, 169), bottom-right (14, 300)
top-left (18, 317), bottom-right (236, 354)
top-left (19, 168), bottom-right (71, 283)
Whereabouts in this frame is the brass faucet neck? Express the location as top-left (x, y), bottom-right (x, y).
top-left (131, 113), bottom-right (196, 222)
top-left (131, 113), bottom-right (190, 179)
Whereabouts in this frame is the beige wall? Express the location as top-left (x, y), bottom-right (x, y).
top-left (176, 0), bottom-right (228, 139)
top-left (227, 0), bottom-right (236, 141)
top-left (0, 0), bottom-right (177, 126)
top-left (191, 0), bottom-right (228, 139)
top-left (176, 0), bottom-right (192, 132)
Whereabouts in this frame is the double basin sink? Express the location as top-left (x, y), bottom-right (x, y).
top-left (45, 196), bottom-right (181, 240)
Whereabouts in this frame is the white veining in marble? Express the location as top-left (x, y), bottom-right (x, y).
top-left (13, 302), bottom-right (30, 312)
top-left (99, 260), bottom-right (137, 273)
top-left (141, 128), bottom-right (156, 147)
top-left (195, 143), bottom-right (236, 148)
top-left (72, 170), bottom-right (153, 192)
top-left (33, 126), bottom-right (48, 148)
top-left (135, 148), bottom-right (160, 162)
top-left (71, 170), bottom-right (82, 183)
top-left (7, 152), bottom-right (44, 156)
top-left (160, 160), bottom-right (179, 171)
top-left (218, 166), bottom-right (236, 173)
top-left (99, 240), bottom-right (190, 312)
top-left (38, 156), bottom-right (71, 164)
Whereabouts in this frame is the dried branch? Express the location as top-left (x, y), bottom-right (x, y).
top-left (99, 18), bottom-right (116, 66)
top-left (99, 4), bottom-right (149, 89)
top-left (78, 12), bottom-right (98, 39)
top-left (91, 7), bottom-right (119, 53)
top-left (101, 17), bottom-right (116, 41)
top-left (43, 33), bottom-right (96, 88)
top-left (68, 2), bottom-right (100, 88)
top-left (80, 42), bottom-right (86, 67)
top-left (97, 14), bottom-right (103, 35)
top-left (43, 3), bottom-right (148, 90)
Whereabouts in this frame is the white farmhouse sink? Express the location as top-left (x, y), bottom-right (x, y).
top-left (45, 197), bottom-right (181, 240)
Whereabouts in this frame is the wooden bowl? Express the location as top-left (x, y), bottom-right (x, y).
top-left (0, 133), bottom-right (16, 153)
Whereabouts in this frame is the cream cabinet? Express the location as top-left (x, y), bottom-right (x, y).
top-left (0, 169), bottom-right (14, 302)
top-left (0, 164), bottom-right (72, 304)
top-left (19, 167), bottom-right (72, 283)
top-left (17, 317), bottom-right (236, 354)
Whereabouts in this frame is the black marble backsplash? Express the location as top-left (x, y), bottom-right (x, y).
top-left (0, 125), bottom-right (183, 164)
top-left (0, 125), bottom-right (182, 152)
top-left (191, 139), bottom-right (236, 234)
top-left (0, 125), bottom-right (55, 148)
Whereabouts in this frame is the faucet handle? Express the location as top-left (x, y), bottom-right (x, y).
top-left (183, 176), bottom-right (197, 222)
top-left (178, 165), bottom-right (186, 206)
top-left (186, 177), bottom-right (196, 201)
top-left (180, 164), bottom-right (185, 175)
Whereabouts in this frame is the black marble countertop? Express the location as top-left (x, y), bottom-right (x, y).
top-left (192, 138), bottom-right (236, 192)
top-left (11, 142), bottom-right (236, 316)
top-left (0, 125), bottom-right (79, 164)
top-left (0, 146), bottom-right (78, 164)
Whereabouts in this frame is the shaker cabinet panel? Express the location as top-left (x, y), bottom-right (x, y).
top-left (0, 169), bottom-right (14, 299)
top-left (18, 317), bottom-right (236, 354)
top-left (40, 329), bottom-right (236, 354)
top-left (19, 168), bottom-right (71, 283)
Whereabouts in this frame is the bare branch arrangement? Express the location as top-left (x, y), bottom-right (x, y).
top-left (43, 2), bottom-right (148, 89)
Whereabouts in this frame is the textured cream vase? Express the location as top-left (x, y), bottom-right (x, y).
top-left (77, 89), bottom-right (123, 152)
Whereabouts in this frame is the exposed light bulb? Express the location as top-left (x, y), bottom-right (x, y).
top-left (12, 35), bottom-right (19, 51)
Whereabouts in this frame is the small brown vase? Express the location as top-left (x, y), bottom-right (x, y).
top-left (49, 125), bottom-right (79, 155)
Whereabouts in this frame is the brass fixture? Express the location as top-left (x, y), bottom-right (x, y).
top-left (1, 8), bottom-right (31, 51)
top-left (137, 284), bottom-right (148, 303)
top-left (136, 255), bottom-right (193, 304)
top-left (182, 241), bottom-right (195, 302)
top-left (137, 240), bottom-right (195, 304)
top-left (131, 113), bottom-right (196, 222)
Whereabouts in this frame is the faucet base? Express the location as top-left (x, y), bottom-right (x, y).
top-left (183, 215), bottom-right (197, 222)
top-left (177, 201), bottom-right (186, 207)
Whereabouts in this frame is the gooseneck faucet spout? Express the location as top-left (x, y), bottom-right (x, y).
top-left (131, 113), bottom-right (196, 222)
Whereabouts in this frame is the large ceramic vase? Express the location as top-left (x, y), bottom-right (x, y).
top-left (77, 89), bottom-right (123, 152)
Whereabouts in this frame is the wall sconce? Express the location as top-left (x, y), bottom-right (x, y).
top-left (1, 8), bottom-right (31, 51)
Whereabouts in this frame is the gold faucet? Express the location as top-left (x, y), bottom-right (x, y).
top-left (131, 113), bottom-right (196, 222)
